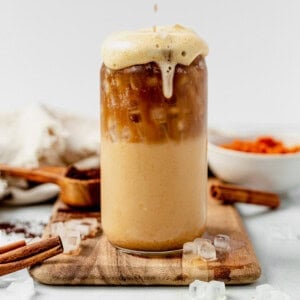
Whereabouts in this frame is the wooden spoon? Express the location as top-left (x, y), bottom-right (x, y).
top-left (0, 165), bottom-right (100, 208)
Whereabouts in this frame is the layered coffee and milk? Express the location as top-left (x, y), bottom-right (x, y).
top-left (101, 25), bottom-right (208, 251)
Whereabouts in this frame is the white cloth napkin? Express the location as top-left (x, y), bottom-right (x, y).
top-left (0, 103), bottom-right (100, 205)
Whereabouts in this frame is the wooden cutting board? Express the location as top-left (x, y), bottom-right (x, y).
top-left (30, 180), bottom-right (261, 285)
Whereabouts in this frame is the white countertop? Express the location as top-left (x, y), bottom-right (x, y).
top-left (0, 191), bottom-right (299, 300)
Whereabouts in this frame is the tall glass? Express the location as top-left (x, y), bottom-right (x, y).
top-left (100, 55), bottom-right (207, 252)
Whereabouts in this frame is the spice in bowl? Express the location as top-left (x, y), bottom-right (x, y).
top-left (208, 131), bottom-right (300, 192)
top-left (221, 136), bottom-right (300, 154)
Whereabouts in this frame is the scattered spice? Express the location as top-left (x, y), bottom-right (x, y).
top-left (0, 221), bottom-right (46, 239)
top-left (65, 166), bottom-right (100, 180)
top-left (221, 136), bottom-right (300, 154)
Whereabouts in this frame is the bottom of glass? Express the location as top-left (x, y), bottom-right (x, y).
top-left (114, 245), bottom-right (183, 258)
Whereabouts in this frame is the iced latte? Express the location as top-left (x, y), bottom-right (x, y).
top-left (101, 25), bottom-right (208, 251)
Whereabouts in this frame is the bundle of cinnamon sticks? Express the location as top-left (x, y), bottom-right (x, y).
top-left (0, 236), bottom-right (63, 276)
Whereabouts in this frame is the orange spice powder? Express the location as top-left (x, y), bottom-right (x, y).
top-left (221, 136), bottom-right (300, 154)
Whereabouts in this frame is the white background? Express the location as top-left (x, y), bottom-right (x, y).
top-left (1, 0), bottom-right (300, 126)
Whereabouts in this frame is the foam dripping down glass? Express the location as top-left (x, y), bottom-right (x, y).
top-left (100, 25), bottom-right (209, 253)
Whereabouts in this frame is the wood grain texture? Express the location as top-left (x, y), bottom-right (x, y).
top-left (30, 179), bottom-right (261, 285)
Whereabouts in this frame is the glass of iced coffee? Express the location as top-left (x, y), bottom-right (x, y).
top-left (100, 25), bottom-right (208, 252)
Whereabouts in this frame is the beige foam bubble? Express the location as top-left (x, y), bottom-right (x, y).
top-left (101, 24), bottom-right (209, 98)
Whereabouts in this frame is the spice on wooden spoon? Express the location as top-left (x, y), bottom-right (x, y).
top-left (0, 165), bottom-right (100, 208)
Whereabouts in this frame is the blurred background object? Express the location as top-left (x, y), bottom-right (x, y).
top-left (0, 104), bottom-right (99, 205)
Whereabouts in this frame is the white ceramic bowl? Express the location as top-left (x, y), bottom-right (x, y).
top-left (208, 129), bottom-right (300, 193)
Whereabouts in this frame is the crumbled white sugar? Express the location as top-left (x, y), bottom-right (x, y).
top-left (182, 232), bottom-right (248, 265)
top-left (183, 241), bottom-right (198, 261)
top-left (60, 230), bottom-right (81, 254)
top-left (50, 218), bottom-right (99, 253)
top-left (214, 234), bottom-right (230, 252)
top-left (193, 238), bottom-right (216, 261)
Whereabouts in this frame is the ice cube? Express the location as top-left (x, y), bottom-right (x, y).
top-left (121, 127), bottom-right (131, 142)
top-left (107, 118), bottom-right (118, 142)
top-left (183, 242), bottom-right (198, 261)
top-left (64, 219), bottom-right (82, 226)
top-left (6, 277), bottom-right (35, 300)
top-left (206, 280), bottom-right (226, 300)
top-left (194, 238), bottom-right (212, 245)
top-left (201, 232), bottom-right (214, 242)
top-left (51, 218), bottom-right (99, 244)
top-left (167, 106), bottom-right (179, 117)
top-left (82, 218), bottom-right (98, 231)
top-left (194, 238), bottom-right (216, 261)
top-left (81, 218), bottom-right (99, 237)
top-left (198, 243), bottom-right (216, 261)
top-left (183, 242), bottom-right (197, 254)
top-left (129, 77), bottom-right (141, 91)
top-left (188, 279), bottom-right (207, 299)
top-left (60, 229), bottom-right (81, 254)
top-left (51, 220), bottom-right (82, 253)
top-left (214, 234), bottom-right (230, 252)
top-left (65, 218), bottom-right (98, 238)
top-left (50, 221), bottom-right (65, 237)
top-left (177, 119), bottom-right (186, 131)
top-left (75, 224), bottom-right (90, 239)
top-left (151, 107), bottom-right (167, 124)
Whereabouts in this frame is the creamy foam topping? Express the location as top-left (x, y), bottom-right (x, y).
top-left (101, 25), bottom-right (208, 98)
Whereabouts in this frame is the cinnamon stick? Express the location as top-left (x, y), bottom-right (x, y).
top-left (0, 240), bottom-right (26, 255)
top-left (0, 236), bottom-right (63, 276)
top-left (210, 184), bottom-right (280, 209)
